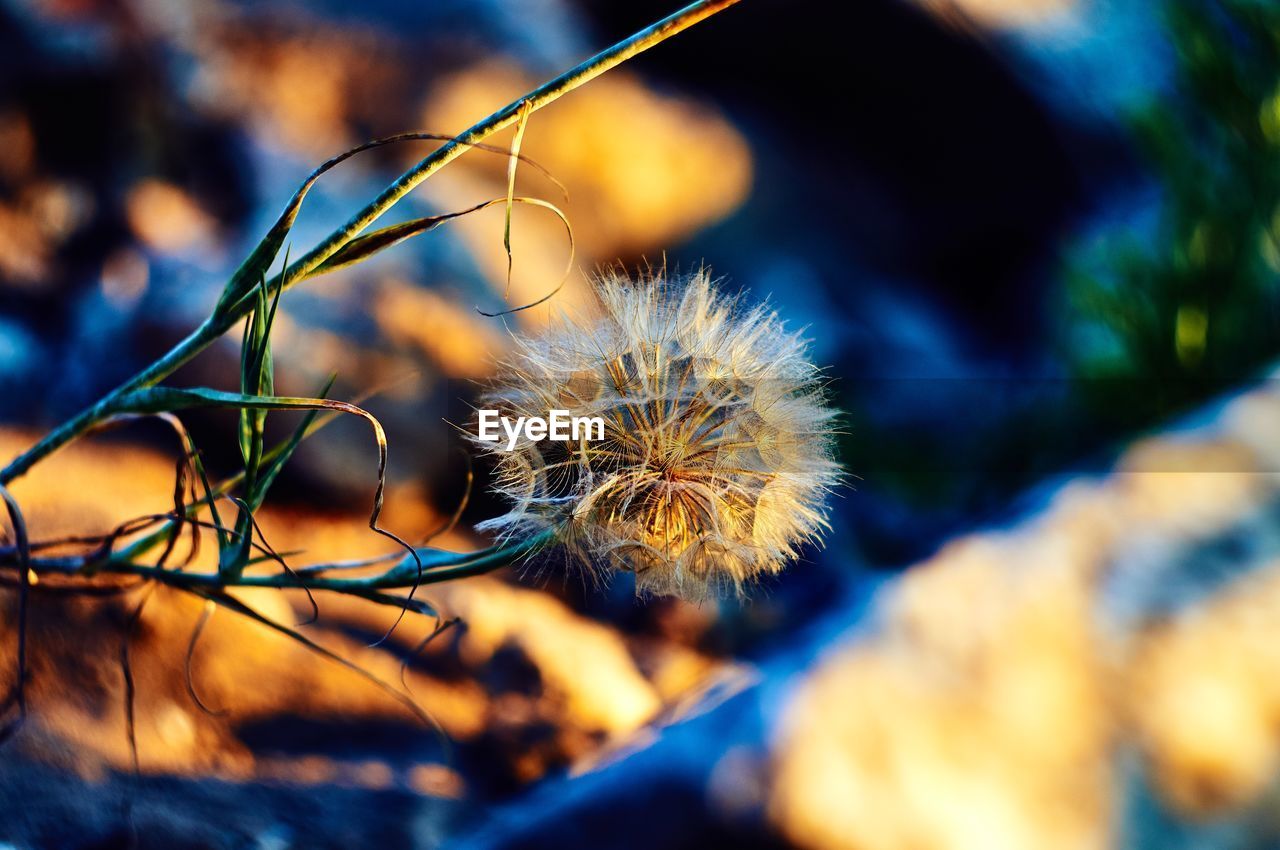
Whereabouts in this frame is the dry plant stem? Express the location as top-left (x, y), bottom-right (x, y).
top-left (0, 0), bottom-right (741, 487)
top-left (0, 485), bottom-right (30, 736)
top-left (13, 529), bottom-right (555, 595)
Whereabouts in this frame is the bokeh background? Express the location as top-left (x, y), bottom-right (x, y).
top-left (2, 0), bottom-right (1280, 847)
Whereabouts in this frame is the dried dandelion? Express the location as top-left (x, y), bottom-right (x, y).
top-left (473, 269), bottom-right (841, 601)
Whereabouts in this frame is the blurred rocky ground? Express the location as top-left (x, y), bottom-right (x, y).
top-left (770, 378), bottom-right (1280, 850)
top-left (0, 424), bottom-right (742, 846)
top-left (446, 373), bottom-right (1280, 850)
top-left (7, 379), bottom-right (1280, 850)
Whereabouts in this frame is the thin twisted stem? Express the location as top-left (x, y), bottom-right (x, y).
top-left (0, 0), bottom-right (740, 486)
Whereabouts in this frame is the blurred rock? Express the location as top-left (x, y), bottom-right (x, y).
top-left (770, 376), bottom-right (1280, 850)
top-left (373, 280), bottom-right (505, 380)
top-left (0, 423), bottom-right (729, 843)
top-left (433, 576), bottom-right (661, 736)
top-left (912, 0), bottom-right (1077, 30)
top-left (124, 179), bottom-right (218, 257)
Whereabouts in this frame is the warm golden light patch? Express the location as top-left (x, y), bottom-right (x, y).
top-left (914, 0), bottom-right (1077, 30)
top-left (373, 280), bottom-right (506, 379)
top-left (125, 179), bottom-right (217, 256)
top-left (424, 64), bottom-right (751, 256)
top-left (421, 66), bottom-right (752, 320)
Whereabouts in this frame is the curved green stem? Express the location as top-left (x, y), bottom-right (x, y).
top-left (0, 0), bottom-right (740, 487)
top-left (273, 0), bottom-right (740, 289)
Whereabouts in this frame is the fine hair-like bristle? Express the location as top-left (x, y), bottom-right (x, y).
top-left (471, 268), bottom-right (842, 601)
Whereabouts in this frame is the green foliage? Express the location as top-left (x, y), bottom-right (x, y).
top-left (1067, 0), bottom-right (1280, 422)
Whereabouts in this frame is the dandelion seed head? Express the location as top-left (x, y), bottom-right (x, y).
top-left (473, 268), bottom-right (842, 601)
